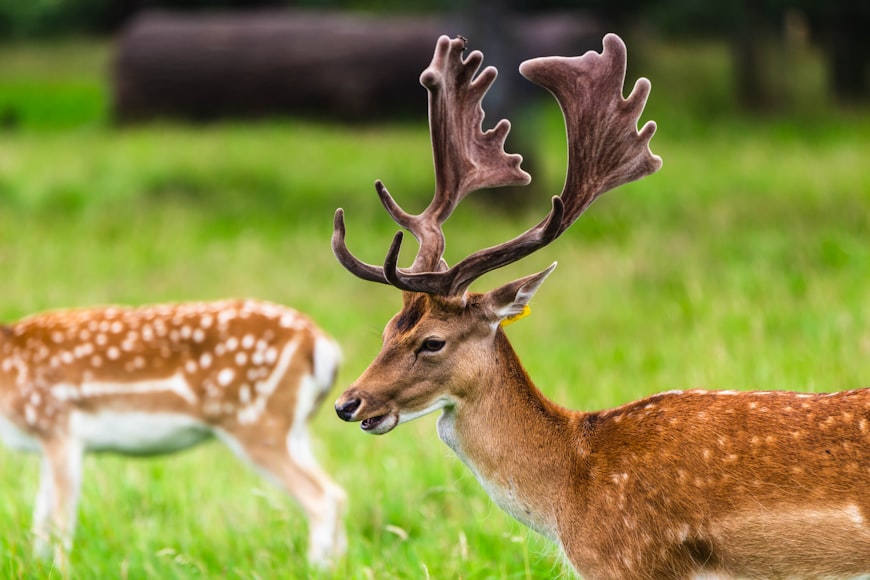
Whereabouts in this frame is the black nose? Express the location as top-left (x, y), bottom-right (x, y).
top-left (335, 398), bottom-right (361, 422)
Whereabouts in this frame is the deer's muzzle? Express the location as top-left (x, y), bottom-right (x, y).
top-left (334, 392), bottom-right (399, 434)
top-left (334, 397), bottom-right (360, 422)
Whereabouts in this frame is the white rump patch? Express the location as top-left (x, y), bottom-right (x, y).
top-left (312, 335), bottom-right (342, 391)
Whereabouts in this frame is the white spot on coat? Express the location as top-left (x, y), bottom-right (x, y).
top-left (217, 368), bottom-right (235, 386)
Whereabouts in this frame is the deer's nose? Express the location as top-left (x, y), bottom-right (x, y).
top-left (335, 398), bottom-right (361, 422)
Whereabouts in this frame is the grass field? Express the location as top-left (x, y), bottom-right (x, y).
top-left (0, 36), bottom-right (868, 578)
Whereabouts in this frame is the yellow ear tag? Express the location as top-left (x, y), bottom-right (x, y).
top-left (500, 305), bottom-right (531, 327)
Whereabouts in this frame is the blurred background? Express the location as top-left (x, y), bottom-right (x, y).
top-left (0, 0), bottom-right (867, 126)
top-left (0, 1), bottom-right (867, 578)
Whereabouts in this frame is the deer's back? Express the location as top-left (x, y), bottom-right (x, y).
top-left (0, 300), bottom-right (336, 453)
top-left (565, 388), bottom-right (870, 579)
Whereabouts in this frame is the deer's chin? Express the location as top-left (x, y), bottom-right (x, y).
top-left (360, 412), bottom-right (398, 435)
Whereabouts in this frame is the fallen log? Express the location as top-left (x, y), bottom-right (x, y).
top-left (112, 9), bottom-right (601, 123)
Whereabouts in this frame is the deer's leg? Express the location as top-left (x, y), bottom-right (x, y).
top-left (218, 426), bottom-right (347, 568)
top-left (285, 421), bottom-right (348, 566)
top-left (33, 435), bottom-right (84, 566)
top-left (32, 453), bottom-right (55, 560)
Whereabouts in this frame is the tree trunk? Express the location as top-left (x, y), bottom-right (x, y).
top-left (825, 0), bottom-right (869, 103)
top-left (732, 0), bottom-right (769, 111)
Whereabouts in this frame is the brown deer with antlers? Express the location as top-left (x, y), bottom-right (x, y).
top-left (0, 299), bottom-right (346, 568)
top-left (332, 34), bottom-right (870, 579)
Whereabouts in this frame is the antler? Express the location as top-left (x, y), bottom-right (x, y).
top-left (333, 35), bottom-right (530, 286)
top-left (520, 33), bottom-right (662, 232)
top-left (333, 33), bottom-right (662, 296)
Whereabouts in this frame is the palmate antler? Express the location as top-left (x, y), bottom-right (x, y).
top-left (333, 34), bottom-right (662, 297)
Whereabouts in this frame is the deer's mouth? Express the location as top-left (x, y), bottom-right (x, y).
top-left (360, 412), bottom-right (398, 435)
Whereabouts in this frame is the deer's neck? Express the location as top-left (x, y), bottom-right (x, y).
top-left (437, 329), bottom-right (586, 541)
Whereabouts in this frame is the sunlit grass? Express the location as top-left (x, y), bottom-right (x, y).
top-left (0, 37), bottom-right (868, 578)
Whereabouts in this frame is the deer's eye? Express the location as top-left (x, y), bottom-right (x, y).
top-left (420, 338), bottom-right (445, 353)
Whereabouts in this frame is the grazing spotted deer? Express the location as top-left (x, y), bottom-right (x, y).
top-left (332, 34), bottom-right (870, 579)
top-left (0, 299), bottom-right (346, 568)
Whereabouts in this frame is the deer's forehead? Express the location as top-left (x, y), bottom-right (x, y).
top-left (388, 294), bottom-right (474, 336)
top-left (393, 301), bottom-right (425, 334)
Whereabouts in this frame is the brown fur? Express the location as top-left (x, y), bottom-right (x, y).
top-left (337, 293), bottom-right (870, 579)
top-left (0, 299), bottom-right (346, 568)
top-left (331, 33), bottom-right (868, 579)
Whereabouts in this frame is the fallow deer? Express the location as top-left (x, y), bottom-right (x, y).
top-left (332, 34), bottom-right (870, 579)
top-left (0, 299), bottom-right (346, 568)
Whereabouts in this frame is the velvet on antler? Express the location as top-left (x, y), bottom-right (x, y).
top-left (333, 34), bottom-right (661, 296)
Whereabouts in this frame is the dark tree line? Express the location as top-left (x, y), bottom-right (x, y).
top-left (0, 0), bottom-right (866, 104)
top-left (731, 0), bottom-right (868, 106)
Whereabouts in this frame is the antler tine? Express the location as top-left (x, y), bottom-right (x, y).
top-left (332, 182), bottom-right (431, 286)
top-left (375, 180), bottom-right (413, 229)
top-left (518, 33), bottom-right (662, 235)
top-left (332, 208), bottom-right (390, 285)
top-left (384, 196), bottom-right (566, 296)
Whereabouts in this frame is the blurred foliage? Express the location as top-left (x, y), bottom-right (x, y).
top-left (0, 0), bottom-right (286, 38)
top-left (0, 0), bottom-right (117, 38)
top-left (0, 0), bottom-right (864, 103)
top-left (0, 0), bottom-right (862, 40)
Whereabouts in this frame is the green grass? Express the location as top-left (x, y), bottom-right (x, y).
top-left (0, 37), bottom-right (868, 578)
top-left (0, 39), bottom-right (108, 130)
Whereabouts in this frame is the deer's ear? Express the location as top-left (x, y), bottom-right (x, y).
top-left (483, 262), bottom-right (557, 324)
